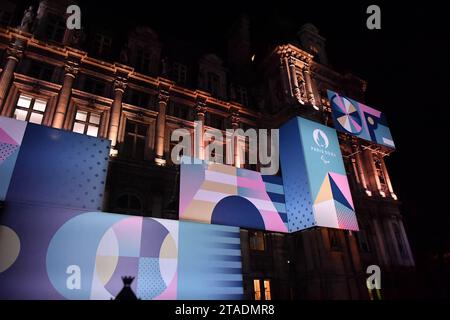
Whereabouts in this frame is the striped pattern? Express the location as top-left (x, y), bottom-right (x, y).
top-left (178, 222), bottom-right (243, 300)
top-left (180, 159), bottom-right (288, 232)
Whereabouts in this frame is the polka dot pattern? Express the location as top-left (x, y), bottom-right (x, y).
top-left (0, 143), bottom-right (19, 163)
top-left (5, 124), bottom-right (111, 211)
top-left (136, 257), bottom-right (167, 300)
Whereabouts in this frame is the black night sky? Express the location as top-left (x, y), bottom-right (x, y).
top-left (20, 0), bottom-right (449, 297)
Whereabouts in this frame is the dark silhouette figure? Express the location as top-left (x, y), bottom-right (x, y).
top-left (115, 276), bottom-right (138, 300)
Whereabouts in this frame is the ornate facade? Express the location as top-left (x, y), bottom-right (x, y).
top-left (0, 0), bottom-right (415, 299)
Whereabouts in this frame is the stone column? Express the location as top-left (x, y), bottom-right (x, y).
top-left (303, 66), bottom-right (316, 106)
top-left (195, 97), bottom-right (207, 160)
top-left (52, 60), bottom-right (79, 129)
top-left (154, 87), bottom-right (170, 165)
top-left (361, 149), bottom-right (383, 196)
top-left (279, 57), bottom-right (290, 97)
top-left (380, 157), bottom-right (397, 200)
top-left (108, 76), bottom-right (127, 155)
top-left (231, 109), bottom-right (241, 168)
top-left (353, 144), bottom-right (370, 195)
top-left (287, 56), bottom-right (303, 104)
top-left (0, 41), bottom-right (24, 112)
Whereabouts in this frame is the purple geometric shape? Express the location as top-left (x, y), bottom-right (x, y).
top-left (140, 218), bottom-right (169, 258)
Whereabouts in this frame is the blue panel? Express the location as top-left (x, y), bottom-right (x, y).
top-left (5, 124), bottom-right (111, 210)
top-left (279, 117), bottom-right (315, 232)
top-left (178, 221), bottom-right (243, 300)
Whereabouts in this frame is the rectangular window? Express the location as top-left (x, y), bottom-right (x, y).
top-left (72, 110), bottom-right (101, 137)
top-left (29, 60), bottom-right (54, 82)
top-left (207, 72), bottom-right (220, 96)
top-left (249, 231), bottom-right (265, 251)
top-left (136, 46), bottom-right (151, 74)
top-left (92, 33), bottom-right (112, 57)
top-left (45, 13), bottom-right (66, 43)
top-left (253, 279), bottom-right (271, 301)
top-left (356, 229), bottom-right (371, 253)
top-left (328, 228), bottom-right (341, 251)
top-left (236, 85), bottom-right (248, 106)
top-left (123, 120), bottom-right (147, 161)
top-left (84, 77), bottom-right (106, 96)
top-left (172, 62), bottom-right (187, 84)
top-left (0, 9), bottom-right (12, 26)
top-left (13, 94), bottom-right (47, 125)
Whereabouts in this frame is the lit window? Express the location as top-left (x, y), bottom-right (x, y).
top-left (253, 279), bottom-right (261, 300)
top-left (253, 279), bottom-right (271, 300)
top-left (249, 231), bottom-right (265, 251)
top-left (172, 62), bottom-right (187, 84)
top-left (72, 110), bottom-right (101, 137)
top-left (14, 94), bottom-right (47, 125)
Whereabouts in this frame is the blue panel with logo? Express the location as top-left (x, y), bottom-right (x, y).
top-left (280, 117), bottom-right (359, 231)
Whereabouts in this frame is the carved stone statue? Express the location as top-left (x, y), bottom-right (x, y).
top-left (20, 6), bottom-right (35, 33)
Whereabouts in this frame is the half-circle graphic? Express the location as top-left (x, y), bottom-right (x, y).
top-left (211, 195), bottom-right (265, 229)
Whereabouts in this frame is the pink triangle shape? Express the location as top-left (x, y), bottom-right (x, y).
top-left (0, 127), bottom-right (18, 145)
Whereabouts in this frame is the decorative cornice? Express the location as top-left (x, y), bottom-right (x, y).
top-left (276, 44), bottom-right (313, 64)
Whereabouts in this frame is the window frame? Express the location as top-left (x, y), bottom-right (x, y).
top-left (72, 109), bottom-right (102, 137)
top-left (13, 94), bottom-right (47, 125)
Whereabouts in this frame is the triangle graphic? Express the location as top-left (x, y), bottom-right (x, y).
top-left (329, 174), bottom-right (354, 210)
top-left (0, 128), bottom-right (18, 145)
top-left (314, 174), bottom-right (333, 204)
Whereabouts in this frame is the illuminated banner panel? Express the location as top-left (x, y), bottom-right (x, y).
top-left (0, 118), bottom-right (243, 300)
top-left (0, 116), bottom-right (110, 210)
top-left (179, 158), bottom-right (288, 233)
top-left (0, 207), bottom-right (243, 300)
top-left (327, 90), bottom-right (395, 148)
top-left (0, 117), bottom-right (27, 201)
top-left (280, 117), bottom-right (359, 232)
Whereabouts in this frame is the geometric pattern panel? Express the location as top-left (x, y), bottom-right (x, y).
top-left (0, 206), bottom-right (243, 300)
top-left (280, 116), bottom-right (359, 232)
top-left (0, 117), bottom-right (27, 201)
top-left (179, 157), bottom-right (288, 232)
top-left (328, 90), bottom-right (395, 148)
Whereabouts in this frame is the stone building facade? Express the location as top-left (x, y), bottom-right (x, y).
top-left (0, 0), bottom-right (415, 299)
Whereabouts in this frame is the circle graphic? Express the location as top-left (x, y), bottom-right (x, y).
top-left (0, 225), bottom-right (21, 273)
top-left (332, 96), bottom-right (363, 134)
top-left (46, 212), bottom-right (178, 300)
